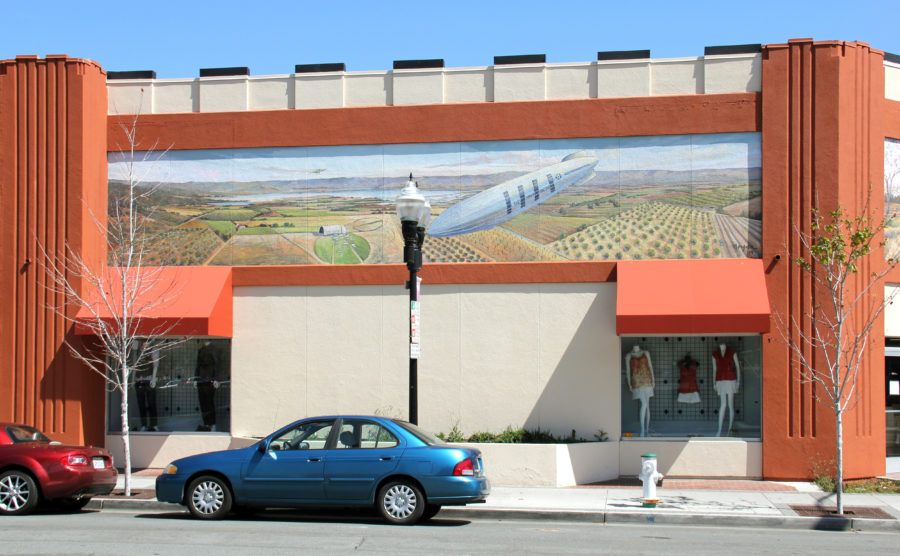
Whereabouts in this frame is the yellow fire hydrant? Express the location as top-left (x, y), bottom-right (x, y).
top-left (639, 453), bottom-right (663, 508)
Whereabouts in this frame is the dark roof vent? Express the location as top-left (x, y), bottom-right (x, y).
top-left (295, 63), bottom-right (346, 73)
top-left (393, 59), bottom-right (445, 70)
top-left (885, 52), bottom-right (900, 65)
top-left (199, 67), bottom-right (250, 77)
top-left (597, 50), bottom-right (650, 61)
top-left (494, 54), bottom-right (545, 65)
top-left (704, 44), bottom-right (762, 56)
top-left (108, 70), bottom-right (156, 80)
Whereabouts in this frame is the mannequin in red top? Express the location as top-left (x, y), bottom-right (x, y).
top-left (712, 343), bottom-right (741, 437)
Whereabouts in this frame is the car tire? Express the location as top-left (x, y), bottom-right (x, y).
top-left (421, 503), bottom-right (442, 521)
top-left (0, 470), bottom-right (40, 516)
top-left (54, 496), bottom-right (92, 512)
top-left (186, 475), bottom-right (232, 520)
top-left (377, 479), bottom-right (426, 525)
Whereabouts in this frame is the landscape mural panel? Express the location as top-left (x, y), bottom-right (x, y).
top-left (886, 138), bottom-right (900, 260)
top-left (107, 132), bottom-right (761, 266)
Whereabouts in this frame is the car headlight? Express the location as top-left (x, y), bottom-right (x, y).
top-left (165, 464), bottom-right (178, 475)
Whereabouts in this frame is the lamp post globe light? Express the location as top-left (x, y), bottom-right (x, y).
top-left (396, 174), bottom-right (430, 425)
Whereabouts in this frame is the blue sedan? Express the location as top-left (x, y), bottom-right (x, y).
top-left (156, 416), bottom-right (489, 524)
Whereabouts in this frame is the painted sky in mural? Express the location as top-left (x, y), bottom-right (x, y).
top-left (885, 138), bottom-right (900, 260)
top-left (107, 133), bottom-right (761, 266)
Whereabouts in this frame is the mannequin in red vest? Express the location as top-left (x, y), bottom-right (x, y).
top-left (712, 343), bottom-right (741, 437)
top-left (625, 344), bottom-right (655, 437)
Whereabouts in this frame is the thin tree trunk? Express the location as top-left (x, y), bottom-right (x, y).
top-left (120, 372), bottom-right (132, 497)
top-left (835, 405), bottom-right (844, 515)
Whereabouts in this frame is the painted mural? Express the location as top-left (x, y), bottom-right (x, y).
top-left (886, 138), bottom-right (900, 260)
top-left (107, 132), bottom-right (761, 266)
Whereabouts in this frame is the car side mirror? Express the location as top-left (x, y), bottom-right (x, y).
top-left (258, 440), bottom-right (269, 453)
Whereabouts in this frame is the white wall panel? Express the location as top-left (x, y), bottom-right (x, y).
top-left (294, 73), bottom-right (344, 109)
top-left (152, 80), bottom-right (197, 113)
top-left (393, 69), bottom-right (444, 105)
top-left (344, 72), bottom-right (392, 106)
top-left (199, 77), bottom-right (248, 112)
top-left (704, 54), bottom-right (761, 93)
top-left (651, 58), bottom-right (704, 95)
top-left (248, 76), bottom-right (292, 110)
top-left (546, 63), bottom-right (595, 99)
top-left (444, 68), bottom-right (492, 103)
top-left (493, 65), bottom-right (545, 102)
top-left (886, 62), bottom-right (900, 102)
top-left (596, 61), bottom-right (651, 98)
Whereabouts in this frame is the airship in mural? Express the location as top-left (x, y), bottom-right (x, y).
top-left (427, 151), bottom-right (599, 237)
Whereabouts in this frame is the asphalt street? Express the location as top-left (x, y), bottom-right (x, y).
top-left (3, 508), bottom-right (898, 555)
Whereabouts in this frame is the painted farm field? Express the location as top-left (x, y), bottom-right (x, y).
top-left (108, 132), bottom-right (762, 265)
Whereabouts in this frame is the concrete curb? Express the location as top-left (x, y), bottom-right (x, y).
top-left (86, 498), bottom-right (900, 532)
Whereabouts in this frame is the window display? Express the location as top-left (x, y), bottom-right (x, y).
top-left (107, 339), bottom-right (231, 433)
top-left (621, 336), bottom-right (761, 438)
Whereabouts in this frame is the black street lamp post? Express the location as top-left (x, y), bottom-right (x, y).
top-left (396, 174), bottom-right (430, 425)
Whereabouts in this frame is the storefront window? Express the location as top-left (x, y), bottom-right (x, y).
top-left (621, 336), bottom-right (761, 439)
top-left (107, 339), bottom-right (231, 433)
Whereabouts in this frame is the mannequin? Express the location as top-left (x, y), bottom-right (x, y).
top-left (625, 345), bottom-right (655, 437)
top-left (133, 340), bottom-right (160, 432)
top-left (712, 343), bottom-right (741, 436)
top-left (677, 352), bottom-right (701, 404)
top-left (195, 340), bottom-right (219, 432)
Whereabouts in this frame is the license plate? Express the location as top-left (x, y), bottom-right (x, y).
top-left (92, 457), bottom-right (105, 469)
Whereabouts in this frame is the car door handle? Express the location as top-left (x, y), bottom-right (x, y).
top-left (379, 456), bottom-right (393, 461)
top-left (307, 457), bottom-right (321, 462)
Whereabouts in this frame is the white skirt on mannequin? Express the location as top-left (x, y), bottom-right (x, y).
top-left (632, 386), bottom-right (654, 400)
top-left (715, 380), bottom-right (738, 396)
top-left (677, 392), bottom-right (700, 403)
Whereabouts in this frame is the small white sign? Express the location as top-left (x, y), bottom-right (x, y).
top-left (410, 343), bottom-right (421, 359)
top-left (891, 380), bottom-right (900, 396)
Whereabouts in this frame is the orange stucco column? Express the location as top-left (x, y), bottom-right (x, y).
top-left (0, 56), bottom-right (108, 446)
top-left (761, 40), bottom-right (887, 479)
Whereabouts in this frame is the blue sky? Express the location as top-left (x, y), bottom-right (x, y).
top-left (108, 134), bottom-right (760, 183)
top-left (2, 1), bottom-right (896, 78)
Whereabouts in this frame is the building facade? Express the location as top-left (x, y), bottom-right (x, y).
top-left (2, 39), bottom-right (900, 481)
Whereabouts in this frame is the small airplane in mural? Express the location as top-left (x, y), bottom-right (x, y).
top-left (427, 151), bottom-right (599, 237)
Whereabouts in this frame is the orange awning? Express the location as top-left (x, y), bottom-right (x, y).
top-left (74, 266), bottom-right (232, 337)
top-left (616, 259), bottom-right (770, 335)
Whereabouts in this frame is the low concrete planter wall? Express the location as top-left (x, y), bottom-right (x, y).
top-left (455, 442), bottom-right (618, 487)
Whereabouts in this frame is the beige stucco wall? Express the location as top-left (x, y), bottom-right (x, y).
top-left (886, 285), bottom-right (900, 337)
top-left (618, 439), bottom-right (762, 478)
top-left (107, 53), bottom-right (762, 114)
top-left (106, 434), bottom-right (256, 469)
top-left (886, 62), bottom-right (900, 102)
top-left (230, 283), bottom-right (620, 441)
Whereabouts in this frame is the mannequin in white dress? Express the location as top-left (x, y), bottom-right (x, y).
top-left (625, 345), bottom-right (655, 437)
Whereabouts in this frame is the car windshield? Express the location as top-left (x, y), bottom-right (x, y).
top-left (6, 425), bottom-right (51, 444)
top-left (392, 420), bottom-right (445, 446)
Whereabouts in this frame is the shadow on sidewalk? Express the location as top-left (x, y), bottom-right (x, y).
top-left (134, 508), bottom-right (471, 527)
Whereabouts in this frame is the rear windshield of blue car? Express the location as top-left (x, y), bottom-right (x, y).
top-left (393, 420), bottom-right (445, 446)
top-left (6, 425), bottom-right (51, 444)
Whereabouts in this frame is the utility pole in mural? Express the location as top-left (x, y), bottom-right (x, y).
top-left (780, 201), bottom-right (897, 515)
top-left (41, 106), bottom-right (183, 496)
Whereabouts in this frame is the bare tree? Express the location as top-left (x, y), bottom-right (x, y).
top-left (41, 108), bottom-right (182, 495)
top-left (781, 203), bottom-right (896, 514)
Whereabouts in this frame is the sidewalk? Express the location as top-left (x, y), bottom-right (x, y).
top-left (96, 471), bottom-right (900, 532)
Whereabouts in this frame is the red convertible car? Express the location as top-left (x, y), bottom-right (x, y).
top-left (0, 423), bottom-right (117, 515)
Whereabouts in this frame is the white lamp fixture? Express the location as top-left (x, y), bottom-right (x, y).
top-left (396, 174), bottom-right (426, 223)
top-left (418, 198), bottom-right (432, 229)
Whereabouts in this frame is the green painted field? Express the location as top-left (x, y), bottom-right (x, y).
top-left (201, 208), bottom-right (259, 221)
top-left (314, 233), bottom-right (371, 264)
top-left (205, 220), bottom-right (236, 239)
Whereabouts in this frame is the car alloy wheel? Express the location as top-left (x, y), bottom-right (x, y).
top-left (0, 470), bottom-right (39, 516)
top-left (187, 476), bottom-right (232, 520)
top-left (378, 480), bottom-right (425, 525)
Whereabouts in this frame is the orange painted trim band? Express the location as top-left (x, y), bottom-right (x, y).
top-left (886, 99), bottom-right (900, 139)
top-left (231, 261), bottom-right (616, 287)
top-left (108, 93), bottom-right (761, 152)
